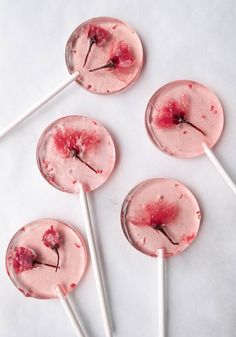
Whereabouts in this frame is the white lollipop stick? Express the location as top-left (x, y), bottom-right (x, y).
top-left (158, 248), bottom-right (166, 337)
top-left (55, 285), bottom-right (87, 337)
top-left (78, 183), bottom-right (113, 337)
top-left (0, 71), bottom-right (80, 139)
top-left (202, 142), bottom-right (236, 195)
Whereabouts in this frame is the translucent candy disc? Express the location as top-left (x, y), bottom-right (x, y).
top-left (121, 178), bottom-right (201, 258)
top-left (145, 80), bottom-right (224, 158)
top-left (65, 17), bottom-right (143, 94)
top-left (6, 219), bottom-right (87, 299)
top-left (36, 115), bottom-right (116, 193)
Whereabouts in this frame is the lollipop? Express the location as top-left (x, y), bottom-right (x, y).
top-left (6, 219), bottom-right (88, 337)
top-left (145, 80), bottom-right (236, 195)
top-left (0, 17), bottom-right (143, 139)
top-left (121, 178), bottom-right (201, 336)
top-left (37, 115), bottom-right (116, 337)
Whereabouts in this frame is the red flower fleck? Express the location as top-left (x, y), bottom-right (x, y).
top-left (54, 128), bottom-right (100, 174)
top-left (155, 95), bottom-right (206, 136)
top-left (130, 199), bottom-right (179, 245)
top-left (196, 210), bottom-right (201, 219)
top-left (13, 247), bottom-right (36, 274)
top-left (83, 24), bottom-right (110, 66)
top-left (42, 226), bottom-right (62, 272)
top-left (89, 41), bottom-right (135, 72)
top-left (181, 233), bottom-right (196, 244)
top-left (70, 283), bottom-right (76, 290)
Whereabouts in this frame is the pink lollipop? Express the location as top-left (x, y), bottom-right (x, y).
top-left (145, 80), bottom-right (236, 195)
top-left (6, 219), bottom-right (88, 337)
top-left (121, 178), bottom-right (201, 336)
top-left (37, 115), bottom-right (116, 337)
top-left (0, 17), bottom-right (143, 139)
top-left (66, 17), bottom-right (143, 94)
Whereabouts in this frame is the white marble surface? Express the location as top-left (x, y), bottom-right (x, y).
top-left (0, 1), bottom-right (236, 336)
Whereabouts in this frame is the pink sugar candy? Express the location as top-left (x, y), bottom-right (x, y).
top-left (121, 178), bottom-right (201, 258)
top-left (6, 219), bottom-right (87, 299)
top-left (65, 17), bottom-right (143, 94)
top-left (36, 115), bottom-right (116, 193)
top-left (145, 80), bottom-right (224, 158)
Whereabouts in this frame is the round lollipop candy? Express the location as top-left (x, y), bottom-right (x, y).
top-left (37, 115), bottom-right (116, 337)
top-left (0, 17), bottom-right (143, 139)
top-left (145, 80), bottom-right (236, 195)
top-left (6, 219), bottom-right (88, 337)
top-left (121, 178), bottom-right (201, 337)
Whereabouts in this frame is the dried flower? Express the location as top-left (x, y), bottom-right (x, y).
top-left (155, 95), bottom-right (206, 136)
top-left (13, 247), bottom-right (36, 274)
top-left (130, 199), bottom-right (179, 245)
top-left (13, 246), bottom-right (59, 274)
top-left (89, 41), bottom-right (135, 72)
top-left (42, 226), bottom-right (62, 272)
top-left (54, 128), bottom-right (100, 174)
top-left (83, 24), bottom-right (110, 67)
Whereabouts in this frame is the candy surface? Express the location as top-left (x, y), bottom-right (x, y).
top-left (145, 80), bottom-right (224, 158)
top-left (65, 17), bottom-right (143, 94)
top-left (6, 219), bottom-right (87, 299)
top-left (121, 178), bottom-right (201, 258)
top-left (37, 116), bottom-right (116, 193)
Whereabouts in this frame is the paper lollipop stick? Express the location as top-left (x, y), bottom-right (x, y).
top-left (0, 17), bottom-right (143, 140)
top-left (37, 115), bottom-right (116, 337)
top-left (6, 219), bottom-right (88, 336)
top-left (55, 285), bottom-right (87, 337)
top-left (79, 183), bottom-right (112, 337)
top-left (158, 248), bottom-right (166, 337)
top-left (0, 71), bottom-right (79, 139)
top-left (202, 142), bottom-right (236, 195)
top-left (145, 80), bottom-right (236, 196)
top-left (121, 178), bottom-right (201, 336)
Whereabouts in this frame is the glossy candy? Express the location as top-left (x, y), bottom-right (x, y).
top-left (145, 80), bottom-right (224, 158)
top-left (66, 17), bottom-right (143, 94)
top-left (37, 115), bottom-right (116, 193)
top-left (121, 178), bottom-right (201, 258)
top-left (6, 219), bottom-right (87, 299)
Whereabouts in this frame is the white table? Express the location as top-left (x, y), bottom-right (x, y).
top-left (0, 1), bottom-right (236, 336)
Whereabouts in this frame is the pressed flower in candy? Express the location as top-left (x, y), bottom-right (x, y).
top-left (122, 178), bottom-right (201, 258)
top-left (89, 41), bottom-right (135, 72)
top-left (130, 199), bottom-right (179, 245)
top-left (83, 24), bottom-right (110, 66)
top-left (42, 226), bottom-right (62, 272)
top-left (12, 246), bottom-right (59, 274)
top-left (155, 95), bottom-right (206, 136)
top-left (54, 128), bottom-right (100, 173)
top-left (6, 220), bottom-right (87, 299)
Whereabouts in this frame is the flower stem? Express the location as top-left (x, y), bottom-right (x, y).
top-left (53, 248), bottom-right (60, 272)
top-left (153, 224), bottom-right (179, 245)
top-left (71, 149), bottom-right (98, 174)
top-left (83, 39), bottom-right (95, 67)
top-left (89, 59), bottom-right (115, 72)
top-left (183, 120), bottom-right (206, 136)
top-left (34, 260), bottom-right (60, 269)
